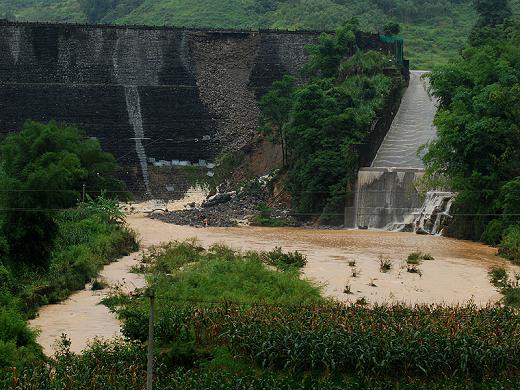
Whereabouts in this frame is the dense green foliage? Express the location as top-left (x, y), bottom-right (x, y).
top-left (2, 0), bottom-right (520, 69)
top-left (4, 337), bottom-right (520, 389)
top-left (0, 121), bottom-right (138, 369)
top-left (0, 121), bottom-right (127, 268)
top-left (107, 242), bottom-right (322, 342)
top-left (424, 2), bottom-right (520, 258)
top-left (0, 203), bottom-right (137, 369)
top-left (259, 21), bottom-right (404, 224)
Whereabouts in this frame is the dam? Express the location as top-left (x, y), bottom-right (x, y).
top-left (352, 70), bottom-right (439, 230)
top-left (0, 20), bottom-right (404, 197)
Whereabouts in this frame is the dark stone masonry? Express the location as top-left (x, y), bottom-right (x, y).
top-left (0, 21), bottom-right (404, 196)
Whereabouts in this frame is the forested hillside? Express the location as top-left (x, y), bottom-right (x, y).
top-left (1, 0), bottom-right (519, 68)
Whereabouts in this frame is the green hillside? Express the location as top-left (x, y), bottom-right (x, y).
top-left (1, 0), bottom-right (519, 68)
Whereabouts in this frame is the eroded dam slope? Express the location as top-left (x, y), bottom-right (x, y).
top-left (0, 22), bottom-right (319, 194)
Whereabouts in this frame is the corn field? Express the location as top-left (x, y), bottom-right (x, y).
top-left (145, 303), bottom-right (520, 378)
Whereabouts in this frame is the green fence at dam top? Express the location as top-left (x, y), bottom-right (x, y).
top-left (379, 35), bottom-right (405, 64)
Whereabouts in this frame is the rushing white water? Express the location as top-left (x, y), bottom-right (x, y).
top-left (412, 191), bottom-right (455, 235)
top-left (125, 86), bottom-right (151, 194)
top-left (352, 71), bottom-right (442, 230)
top-left (372, 71), bottom-right (438, 169)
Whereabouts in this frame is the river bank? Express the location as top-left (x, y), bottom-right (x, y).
top-left (30, 214), bottom-right (517, 355)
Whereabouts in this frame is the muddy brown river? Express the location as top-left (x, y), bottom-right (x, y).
top-left (30, 214), bottom-right (517, 355)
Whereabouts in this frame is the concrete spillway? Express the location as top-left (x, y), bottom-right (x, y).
top-left (371, 71), bottom-right (437, 169)
top-left (354, 71), bottom-right (439, 229)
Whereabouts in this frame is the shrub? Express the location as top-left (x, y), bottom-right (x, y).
top-left (10, 207), bottom-right (139, 317)
top-left (91, 277), bottom-right (108, 291)
top-left (502, 288), bottom-right (520, 306)
top-left (262, 247), bottom-right (307, 269)
top-left (0, 307), bottom-right (42, 368)
top-left (407, 251), bottom-right (434, 264)
top-left (379, 255), bottom-right (392, 272)
top-left (499, 225), bottom-right (520, 264)
top-left (489, 267), bottom-right (509, 288)
top-left (407, 252), bottom-right (422, 264)
top-left (481, 219), bottom-right (509, 245)
top-left (252, 204), bottom-right (288, 227)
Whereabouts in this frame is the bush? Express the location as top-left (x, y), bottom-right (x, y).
top-left (407, 251), bottom-right (434, 264)
top-left (481, 219), bottom-right (509, 245)
top-left (252, 204), bottom-right (288, 227)
top-left (407, 252), bottom-right (422, 264)
top-left (262, 247), bottom-right (308, 270)
top-left (108, 242), bottom-right (321, 344)
top-left (489, 267), bottom-right (509, 288)
top-left (0, 307), bottom-right (42, 368)
top-left (502, 288), bottom-right (520, 306)
top-left (499, 225), bottom-right (520, 264)
top-left (10, 207), bottom-right (138, 317)
top-left (379, 255), bottom-right (392, 272)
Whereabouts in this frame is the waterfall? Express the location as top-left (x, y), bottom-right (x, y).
top-left (124, 86), bottom-right (151, 195)
top-left (412, 191), bottom-right (455, 235)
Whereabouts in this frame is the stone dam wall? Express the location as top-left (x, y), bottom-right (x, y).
top-left (0, 21), bottom-right (405, 197)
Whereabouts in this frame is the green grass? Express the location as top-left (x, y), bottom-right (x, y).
top-left (12, 206), bottom-right (139, 316)
top-left (407, 251), bottom-right (434, 264)
top-left (130, 241), bottom-right (321, 307)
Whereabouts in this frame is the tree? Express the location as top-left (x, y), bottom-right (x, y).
top-left (259, 20), bottom-right (404, 224)
top-left (304, 19), bottom-right (359, 78)
top-left (424, 19), bottom-right (520, 240)
top-left (0, 121), bottom-right (127, 268)
top-left (473, 0), bottom-right (512, 28)
top-left (79, 0), bottom-right (117, 23)
top-left (258, 75), bottom-right (296, 167)
top-left (469, 0), bottom-right (512, 45)
top-left (383, 22), bottom-right (400, 36)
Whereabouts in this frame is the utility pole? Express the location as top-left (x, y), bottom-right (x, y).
top-left (82, 183), bottom-right (86, 203)
top-left (146, 290), bottom-right (155, 390)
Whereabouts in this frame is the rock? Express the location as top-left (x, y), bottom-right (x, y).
top-left (202, 191), bottom-right (236, 208)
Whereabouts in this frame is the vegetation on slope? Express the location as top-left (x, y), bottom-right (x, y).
top-left (2, 0), bottom-right (520, 69)
top-left (259, 20), bottom-right (405, 224)
top-left (424, 0), bottom-right (520, 261)
top-left (0, 121), bottom-right (138, 368)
